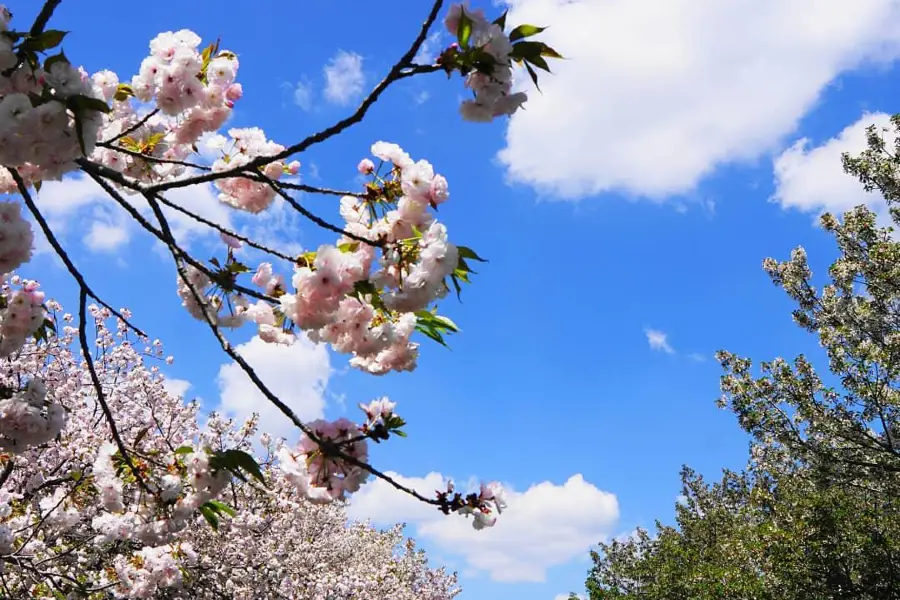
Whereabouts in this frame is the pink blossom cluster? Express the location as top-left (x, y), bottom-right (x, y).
top-left (0, 377), bottom-right (65, 453)
top-left (0, 201), bottom-right (34, 274)
top-left (174, 141), bottom-right (463, 375)
top-left (278, 416), bottom-right (370, 503)
top-left (464, 482), bottom-right (508, 530)
top-left (231, 142), bottom-right (457, 375)
top-left (444, 4), bottom-right (528, 122)
top-left (112, 544), bottom-right (194, 598)
top-left (175, 264), bottom-right (246, 328)
top-left (91, 29), bottom-right (242, 184)
top-left (211, 127), bottom-right (299, 213)
top-left (0, 276), bottom-right (48, 357)
top-left (0, 6), bottom-right (110, 189)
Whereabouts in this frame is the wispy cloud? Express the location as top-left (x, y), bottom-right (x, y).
top-left (323, 50), bottom-right (365, 105)
top-left (413, 31), bottom-right (443, 64)
top-left (292, 80), bottom-right (314, 111)
top-left (645, 328), bottom-right (675, 354)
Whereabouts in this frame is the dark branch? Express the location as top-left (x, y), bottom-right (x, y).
top-left (9, 168), bottom-right (147, 338)
top-left (28, 0), bottom-right (61, 36)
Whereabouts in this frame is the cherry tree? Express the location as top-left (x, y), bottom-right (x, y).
top-left (0, 0), bottom-right (561, 596)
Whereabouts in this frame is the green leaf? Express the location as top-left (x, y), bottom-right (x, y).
top-left (43, 50), bottom-right (68, 72)
top-left (226, 261), bottom-right (250, 274)
top-left (113, 83), bottom-right (134, 103)
top-left (493, 10), bottom-right (509, 30)
top-left (511, 41), bottom-right (562, 62)
top-left (450, 274), bottom-right (464, 301)
top-left (527, 54), bottom-right (551, 73)
top-left (211, 449), bottom-right (266, 485)
top-left (524, 61), bottom-right (541, 92)
top-left (199, 504), bottom-right (220, 530)
top-left (21, 30), bottom-right (68, 52)
top-left (509, 24), bottom-right (546, 42)
top-left (73, 112), bottom-right (86, 156)
top-left (67, 94), bottom-right (111, 115)
top-left (433, 315), bottom-right (459, 332)
top-left (204, 499), bottom-right (237, 517)
top-left (538, 43), bottom-right (563, 59)
top-left (457, 246), bottom-right (487, 263)
top-left (174, 446), bottom-right (194, 455)
top-left (33, 180), bottom-right (42, 193)
top-left (457, 9), bottom-right (474, 48)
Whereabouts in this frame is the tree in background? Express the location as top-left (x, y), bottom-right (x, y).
top-left (576, 116), bottom-right (900, 600)
top-left (0, 304), bottom-right (460, 598)
top-left (0, 1), bottom-right (563, 597)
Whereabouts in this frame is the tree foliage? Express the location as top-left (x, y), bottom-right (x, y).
top-left (579, 115), bottom-right (900, 600)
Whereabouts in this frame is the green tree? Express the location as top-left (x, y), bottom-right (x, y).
top-left (579, 115), bottom-right (900, 600)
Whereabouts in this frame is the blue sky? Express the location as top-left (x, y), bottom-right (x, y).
top-left (11, 0), bottom-right (900, 598)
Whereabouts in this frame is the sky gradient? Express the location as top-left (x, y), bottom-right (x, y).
top-left (10, 0), bottom-right (900, 598)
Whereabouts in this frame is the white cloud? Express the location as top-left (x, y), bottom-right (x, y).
top-left (413, 90), bottom-right (431, 106)
top-left (499, 0), bottom-right (900, 200)
top-left (84, 220), bottom-right (129, 252)
top-left (645, 328), bottom-right (674, 354)
top-left (292, 80), bottom-right (314, 111)
top-left (216, 336), bottom-right (331, 443)
top-left (414, 31), bottom-right (444, 64)
top-left (556, 595), bottom-right (585, 600)
top-left (162, 378), bottom-right (192, 399)
top-left (348, 472), bottom-right (619, 583)
top-left (323, 50), bottom-right (366, 105)
top-left (772, 111), bottom-right (893, 220)
top-left (33, 173), bottom-right (232, 252)
top-left (687, 352), bottom-right (707, 363)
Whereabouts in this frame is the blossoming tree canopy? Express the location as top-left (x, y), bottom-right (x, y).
top-left (0, 0), bottom-right (561, 597)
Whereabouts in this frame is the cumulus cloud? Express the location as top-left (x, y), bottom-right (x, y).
top-left (33, 173), bottom-right (233, 251)
top-left (645, 328), bottom-right (674, 354)
top-left (162, 378), bottom-right (192, 400)
top-left (348, 472), bottom-right (619, 583)
top-left (323, 51), bottom-right (365, 105)
top-left (84, 220), bottom-right (130, 252)
top-left (499, 0), bottom-right (900, 200)
top-left (772, 111), bottom-right (893, 221)
top-left (216, 336), bottom-right (331, 443)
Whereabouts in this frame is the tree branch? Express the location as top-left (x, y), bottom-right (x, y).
top-left (145, 0), bottom-right (446, 194)
top-left (9, 168), bottom-right (146, 337)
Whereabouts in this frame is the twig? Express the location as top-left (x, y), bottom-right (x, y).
top-left (78, 288), bottom-right (152, 495)
top-left (266, 180), bottom-right (383, 247)
top-left (145, 0), bottom-right (446, 194)
top-left (144, 193), bottom-right (318, 441)
top-left (99, 143), bottom-right (211, 171)
top-left (274, 180), bottom-right (364, 198)
top-left (152, 194), bottom-right (297, 263)
top-left (10, 168), bottom-right (146, 337)
top-left (84, 172), bottom-right (277, 304)
top-left (28, 0), bottom-right (61, 36)
top-left (100, 108), bottom-right (160, 145)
